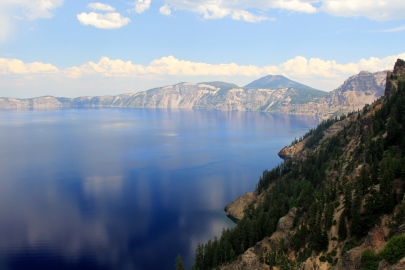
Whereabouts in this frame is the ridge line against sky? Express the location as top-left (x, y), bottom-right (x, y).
top-left (0, 1), bottom-right (404, 98)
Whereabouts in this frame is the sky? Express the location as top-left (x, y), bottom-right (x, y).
top-left (0, 0), bottom-right (405, 98)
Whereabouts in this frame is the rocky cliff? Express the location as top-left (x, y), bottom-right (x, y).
top-left (385, 59), bottom-right (405, 98)
top-left (324, 70), bottom-right (387, 115)
top-left (0, 71), bottom-right (388, 120)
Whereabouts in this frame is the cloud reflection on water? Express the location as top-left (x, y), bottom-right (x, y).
top-left (0, 109), bottom-right (317, 269)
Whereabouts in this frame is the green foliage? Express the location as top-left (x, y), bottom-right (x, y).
top-left (176, 254), bottom-right (185, 270)
top-left (319, 255), bottom-right (327, 262)
top-left (361, 249), bottom-right (379, 270)
top-left (395, 195), bottom-right (405, 225)
top-left (338, 215), bottom-right (347, 241)
top-left (379, 235), bottom-right (405, 264)
top-left (343, 240), bottom-right (357, 254)
top-left (304, 118), bottom-right (340, 148)
top-left (288, 88), bottom-right (328, 104)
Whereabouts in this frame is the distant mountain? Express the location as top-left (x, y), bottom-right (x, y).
top-left (320, 70), bottom-right (387, 118)
top-left (0, 72), bottom-right (388, 120)
top-left (328, 70), bottom-right (387, 108)
top-left (244, 75), bottom-right (316, 90)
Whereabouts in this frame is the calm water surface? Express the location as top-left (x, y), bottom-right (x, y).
top-left (0, 109), bottom-right (317, 270)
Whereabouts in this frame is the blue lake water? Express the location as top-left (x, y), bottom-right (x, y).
top-left (0, 108), bottom-right (317, 270)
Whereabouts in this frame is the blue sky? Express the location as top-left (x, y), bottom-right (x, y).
top-left (1, 0), bottom-right (405, 98)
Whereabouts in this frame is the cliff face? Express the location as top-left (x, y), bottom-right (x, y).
top-left (0, 71), bottom-right (388, 120)
top-left (195, 59), bottom-right (405, 270)
top-left (385, 58), bottom-right (405, 98)
top-left (325, 70), bottom-right (386, 113)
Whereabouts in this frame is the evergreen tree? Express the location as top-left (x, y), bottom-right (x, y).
top-left (338, 215), bottom-right (347, 241)
top-left (176, 254), bottom-right (185, 270)
top-left (344, 183), bottom-right (352, 219)
top-left (350, 186), bottom-right (363, 237)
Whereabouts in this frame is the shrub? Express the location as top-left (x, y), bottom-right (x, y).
top-left (319, 256), bottom-right (327, 262)
top-left (379, 235), bottom-right (405, 264)
top-left (361, 249), bottom-right (379, 270)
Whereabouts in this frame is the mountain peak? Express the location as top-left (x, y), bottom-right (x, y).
top-left (244, 74), bottom-right (317, 91)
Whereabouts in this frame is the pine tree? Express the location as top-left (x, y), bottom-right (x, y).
top-left (176, 254), bottom-right (185, 270)
top-left (338, 215), bottom-right (347, 241)
top-left (350, 186), bottom-right (363, 237)
top-left (194, 243), bottom-right (204, 270)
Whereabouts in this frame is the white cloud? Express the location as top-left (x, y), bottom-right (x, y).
top-left (231, 10), bottom-right (270, 23)
top-left (88, 2), bottom-right (115, 12)
top-left (3, 53), bottom-right (405, 80)
top-left (372, 25), bottom-right (405, 33)
top-left (0, 58), bottom-right (58, 74)
top-left (158, 0), bottom-right (318, 22)
top-left (77, 12), bottom-right (131, 29)
top-left (0, 0), bottom-right (64, 42)
top-left (134, 0), bottom-right (151, 14)
top-left (7, 0), bottom-right (65, 20)
top-left (65, 53), bottom-right (405, 82)
top-left (320, 0), bottom-right (405, 21)
top-left (155, 1), bottom-right (405, 22)
top-left (2, 53), bottom-right (405, 95)
top-left (159, 4), bottom-right (172, 16)
top-left (66, 57), bottom-right (144, 78)
top-left (270, 0), bottom-right (318, 13)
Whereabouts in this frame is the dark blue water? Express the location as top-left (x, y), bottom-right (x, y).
top-left (0, 109), bottom-right (317, 270)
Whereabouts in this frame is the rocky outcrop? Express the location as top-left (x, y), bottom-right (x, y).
top-left (278, 113), bottom-right (356, 160)
top-left (385, 58), bottom-right (405, 98)
top-left (220, 208), bottom-right (297, 270)
top-left (278, 141), bottom-right (306, 160)
top-left (326, 70), bottom-right (386, 114)
top-left (342, 224), bottom-right (389, 269)
top-left (269, 207), bottom-right (297, 242)
top-left (224, 192), bottom-right (256, 222)
top-left (220, 249), bottom-right (270, 270)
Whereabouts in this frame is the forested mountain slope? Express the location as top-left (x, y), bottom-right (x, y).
top-left (191, 59), bottom-right (405, 270)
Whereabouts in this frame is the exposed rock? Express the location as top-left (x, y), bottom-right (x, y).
top-left (342, 222), bottom-right (389, 269)
top-left (270, 207), bottom-right (297, 242)
top-left (278, 113), bottom-right (355, 160)
top-left (278, 141), bottom-right (306, 160)
top-left (328, 70), bottom-right (386, 110)
top-left (220, 249), bottom-right (270, 270)
top-left (224, 192), bottom-right (256, 222)
top-left (389, 257), bottom-right (405, 270)
top-left (0, 71), bottom-right (388, 120)
top-left (385, 59), bottom-right (405, 98)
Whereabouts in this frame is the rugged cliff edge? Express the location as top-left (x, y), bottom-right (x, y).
top-left (224, 192), bottom-right (256, 222)
top-left (193, 59), bottom-right (405, 270)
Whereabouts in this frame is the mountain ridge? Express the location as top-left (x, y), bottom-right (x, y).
top-left (0, 72), bottom-right (387, 120)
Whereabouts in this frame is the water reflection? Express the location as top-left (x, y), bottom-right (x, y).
top-left (0, 109), bottom-right (317, 269)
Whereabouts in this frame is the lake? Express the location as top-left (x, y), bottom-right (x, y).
top-left (0, 108), bottom-right (317, 270)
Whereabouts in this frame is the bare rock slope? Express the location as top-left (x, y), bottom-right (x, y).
top-left (0, 71), bottom-right (388, 119)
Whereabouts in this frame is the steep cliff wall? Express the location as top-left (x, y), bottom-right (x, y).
top-left (0, 71), bottom-right (388, 120)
